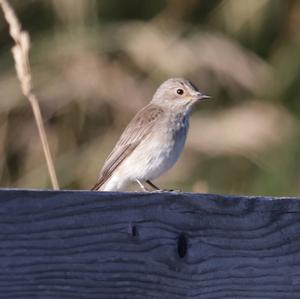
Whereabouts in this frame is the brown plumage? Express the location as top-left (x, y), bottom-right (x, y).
top-left (91, 104), bottom-right (164, 190)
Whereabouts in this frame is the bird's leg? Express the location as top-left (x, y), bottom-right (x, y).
top-left (136, 179), bottom-right (151, 192)
top-left (146, 180), bottom-right (181, 193)
top-left (146, 180), bottom-right (161, 191)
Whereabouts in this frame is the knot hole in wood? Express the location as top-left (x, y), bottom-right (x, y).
top-left (128, 223), bottom-right (138, 238)
top-left (177, 232), bottom-right (188, 258)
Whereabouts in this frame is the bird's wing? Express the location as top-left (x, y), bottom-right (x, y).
top-left (91, 104), bottom-right (164, 190)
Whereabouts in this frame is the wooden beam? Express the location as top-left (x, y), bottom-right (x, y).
top-left (0, 189), bottom-right (299, 298)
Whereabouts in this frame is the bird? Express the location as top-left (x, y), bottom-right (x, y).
top-left (91, 78), bottom-right (210, 192)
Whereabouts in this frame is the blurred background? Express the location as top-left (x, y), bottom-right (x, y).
top-left (0, 0), bottom-right (300, 195)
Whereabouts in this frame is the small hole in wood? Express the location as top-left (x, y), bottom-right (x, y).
top-left (177, 233), bottom-right (188, 258)
top-left (128, 223), bottom-right (138, 237)
top-left (132, 225), bottom-right (137, 237)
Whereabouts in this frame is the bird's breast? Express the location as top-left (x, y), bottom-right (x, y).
top-left (166, 113), bottom-right (189, 164)
top-left (118, 112), bottom-right (189, 181)
top-left (136, 113), bottom-right (189, 180)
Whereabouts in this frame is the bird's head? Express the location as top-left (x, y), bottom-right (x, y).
top-left (151, 78), bottom-right (210, 111)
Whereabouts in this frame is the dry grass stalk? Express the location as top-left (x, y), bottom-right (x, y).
top-left (0, 0), bottom-right (59, 189)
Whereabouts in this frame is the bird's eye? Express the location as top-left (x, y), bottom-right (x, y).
top-left (176, 89), bottom-right (184, 95)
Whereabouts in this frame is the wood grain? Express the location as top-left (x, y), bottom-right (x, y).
top-left (0, 189), bottom-right (300, 298)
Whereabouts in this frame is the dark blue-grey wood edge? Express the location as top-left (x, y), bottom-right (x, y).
top-left (0, 189), bottom-right (300, 299)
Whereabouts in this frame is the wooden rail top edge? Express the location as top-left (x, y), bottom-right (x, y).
top-left (0, 188), bottom-right (299, 213)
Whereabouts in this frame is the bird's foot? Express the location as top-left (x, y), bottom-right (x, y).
top-left (137, 179), bottom-right (181, 193)
top-left (146, 181), bottom-right (181, 193)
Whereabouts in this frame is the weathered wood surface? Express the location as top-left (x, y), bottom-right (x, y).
top-left (0, 190), bottom-right (300, 298)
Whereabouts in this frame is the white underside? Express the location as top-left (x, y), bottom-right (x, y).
top-left (100, 115), bottom-right (189, 191)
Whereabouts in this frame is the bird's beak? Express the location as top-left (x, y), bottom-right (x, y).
top-left (200, 94), bottom-right (211, 100)
top-left (194, 92), bottom-right (211, 101)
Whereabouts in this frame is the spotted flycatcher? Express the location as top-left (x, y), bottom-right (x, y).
top-left (92, 78), bottom-right (210, 191)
